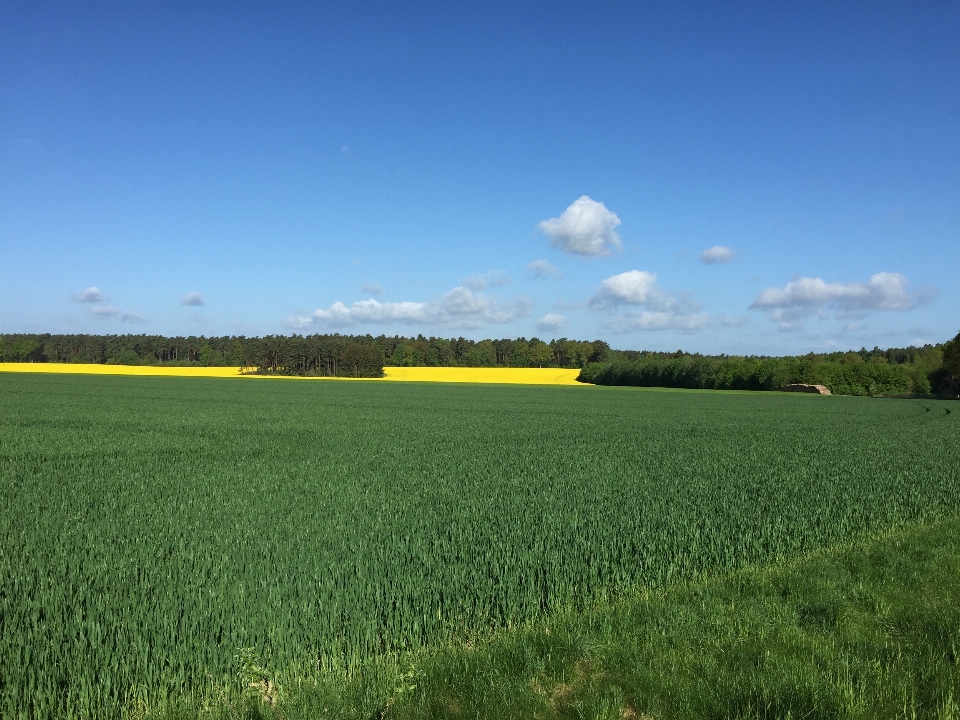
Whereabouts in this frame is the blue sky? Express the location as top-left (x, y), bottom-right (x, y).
top-left (2, 1), bottom-right (957, 354)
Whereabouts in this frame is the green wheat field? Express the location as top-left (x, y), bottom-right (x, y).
top-left (1, 373), bottom-right (958, 719)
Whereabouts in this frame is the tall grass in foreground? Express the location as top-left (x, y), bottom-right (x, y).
top-left (149, 517), bottom-right (960, 719)
top-left (0, 374), bottom-right (957, 717)
top-left (391, 516), bottom-right (960, 720)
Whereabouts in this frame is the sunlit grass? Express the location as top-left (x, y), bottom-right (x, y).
top-left (0, 362), bottom-right (584, 385)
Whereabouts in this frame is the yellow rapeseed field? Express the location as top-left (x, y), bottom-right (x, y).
top-left (0, 363), bottom-right (585, 386)
top-left (0, 363), bottom-right (244, 378)
top-left (381, 366), bottom-right (582, 385)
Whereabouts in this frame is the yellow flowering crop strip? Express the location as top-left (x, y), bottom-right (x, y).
top-left (381, 366), bottom-right (583, 385)
top-left (0, 362), bottom-right (244, 378)
top-left (0, 362), bottom-right (585, 385)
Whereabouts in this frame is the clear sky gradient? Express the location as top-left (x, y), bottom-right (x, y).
top-left (2, 2), bottom-right (957, 354)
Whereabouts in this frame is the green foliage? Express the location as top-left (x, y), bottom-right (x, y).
top-left (198, 344), bottom-right (216, 366)
top-left (528, 339), bottom-right (553, 367)
top-left (230, 341), bottom-right (245, 367)
top-left (235, 647), bottom-right (280, 710)
top-left (119, 348), bottom-right (141, 366)
top-left (1, 337), bottom-right (42, 362)
top-left (339, 342), bottom-right (385, 377)
top-left (904, 364), bottom-right (932, 395)
top-left (578, 355), bottom-right (918, 396)
top-left (943, 331), bottom-right (960, 379)
top-left (463, 339), bottom-right (496, 367)
top-left (1, 375), bottom-right (958, 717)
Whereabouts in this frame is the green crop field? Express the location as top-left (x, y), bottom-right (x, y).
top-left (1, 373), bottom-right (958, 719)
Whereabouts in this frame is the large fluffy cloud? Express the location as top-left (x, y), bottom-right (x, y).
top-left (287, 286), bottom-right (529, 331)
top-left (751, 272), bottom-right (931, 330)
top-left (537, 196), bottom-right (622, 256)
top-left (589, 270), bottom-right (709, 333)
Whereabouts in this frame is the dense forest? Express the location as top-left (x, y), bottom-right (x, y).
top-left (0, 333), bottom-right (609, 378)
top-left (579, 331), bottom-right (960, 397)
top-left (1, 331), bottom-right (956, 395)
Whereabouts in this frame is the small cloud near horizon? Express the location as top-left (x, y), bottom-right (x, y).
top-left (73, 286), bottom-right (144, 322)
top-left (286, 285), bottom-right (529, 332)
top-left (181, 291), bottom-right (205, 307)
top-left (536, 313), bottom-right (568, 333)
top-left (88, 304), bottom-right (144, 323)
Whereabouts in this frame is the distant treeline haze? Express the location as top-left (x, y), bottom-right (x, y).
top-left (1, 331), bottom-right (957, 395)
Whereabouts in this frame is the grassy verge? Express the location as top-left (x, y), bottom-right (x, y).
top-left (152, 517), bottom-right (960, 720)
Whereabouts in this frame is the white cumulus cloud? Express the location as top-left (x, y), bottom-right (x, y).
top-left (536, 314), bottom-right (568, 333)
top-left (537, 196), bottom-right (622, 256)
top-left (590, 270), bottom-right (698, 313)
top-left (700, 245), bottom-right (734, 264)
top-left (181, 291), bottom-right (205, 306)
top-left (590, 270), bottom-right (662, 308)
top-left (527, 259), bottom-right (562, 279)
top-left (75, 286), bottom-right (106, 303)
top-left (287, 286), bottom-right (529, 331)
top-left (589, 270), bottom-right (709, 334)
top-left (751, 272), bottom-right (932, 330)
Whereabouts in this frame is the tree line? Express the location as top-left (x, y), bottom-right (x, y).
top-left (0, 333), bottom-right (611, 378)
top-left (577, 331), bottom-right (960, 397)
top-left (3, 330), bottom-right (956, 394)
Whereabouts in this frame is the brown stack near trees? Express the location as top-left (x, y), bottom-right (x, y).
top-left (781, 383), bottom-right (832, 395)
